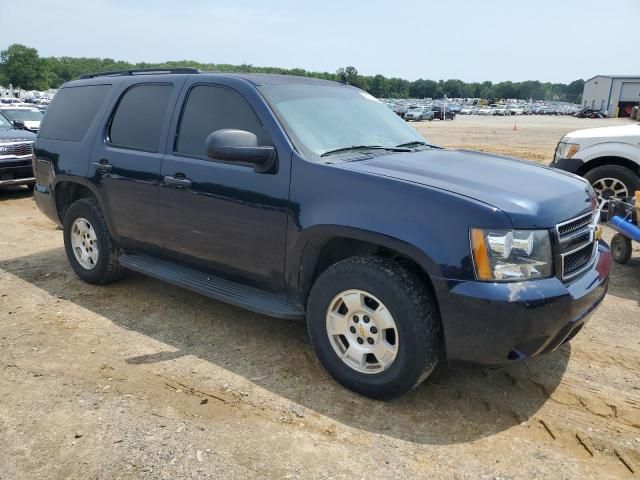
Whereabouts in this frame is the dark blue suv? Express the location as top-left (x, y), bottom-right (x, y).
top-left (33, 69), bottom-right (611, 399)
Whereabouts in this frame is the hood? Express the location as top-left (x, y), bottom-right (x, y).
top-left (565, 123), bottom-right (640, 140)
top-left (336, 149), bottom-right (594, 228)
top-left (0, 128), bottom-right (36, 142)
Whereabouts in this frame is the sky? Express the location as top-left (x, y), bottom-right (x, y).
top-left (4, 0), bottom-right (640, 83)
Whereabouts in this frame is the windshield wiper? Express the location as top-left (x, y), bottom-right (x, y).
top-left (320, 145), bottom-right (411, 157)
top-left (395, 141), bottom-right (439, 149)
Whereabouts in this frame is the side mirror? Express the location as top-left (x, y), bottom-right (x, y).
top-left (205, 129), bottom-right (275, 173)
top-left (12, 119), bottom-right (26, 129)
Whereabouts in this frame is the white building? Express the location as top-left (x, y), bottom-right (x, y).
top-left (582, 75), bottom-right (640, 117)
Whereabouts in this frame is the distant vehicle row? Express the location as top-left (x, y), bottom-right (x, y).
top-left (387, 101), bottom-right (580, 118)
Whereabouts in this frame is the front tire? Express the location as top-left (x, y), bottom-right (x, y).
top-left (584, 165), bottom-right (640, 212)
top-left (63, 197), bottom-right (124, 284)
top-left (307, 256), bottom-right (441, 400)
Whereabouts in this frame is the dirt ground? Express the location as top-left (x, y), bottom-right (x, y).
top-left (1, 116), bottom-right (639, 479)
top-left (414, 114), bottom-right (633, 162)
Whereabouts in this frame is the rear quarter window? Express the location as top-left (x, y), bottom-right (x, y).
top-left (38, 84), bottom-right (111, 142)
top-left (108, 83), bottom-right (173, 152)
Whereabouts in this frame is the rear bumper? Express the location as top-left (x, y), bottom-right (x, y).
top-left (550, 157), bottom-right (584, 174)
top-left (34, 183), bottom-right (61, 226)
top-left (436, 241), bottom-right (611, 365)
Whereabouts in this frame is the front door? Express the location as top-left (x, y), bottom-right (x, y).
top-left (157, 83), bottom-right (290, 291)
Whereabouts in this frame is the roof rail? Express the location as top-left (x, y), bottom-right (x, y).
top-left (79, 67), bottom-right (200, 79)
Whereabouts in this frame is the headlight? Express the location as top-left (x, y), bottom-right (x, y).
top-left (470, 228), bottom-right (553, 281)
top-left (553, 141), bottom-right (580, 162)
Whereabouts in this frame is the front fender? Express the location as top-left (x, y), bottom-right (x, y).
top-left (577, 142), bottom-right (640, 167)
top-left (286, 154), bottom-right (512, 304)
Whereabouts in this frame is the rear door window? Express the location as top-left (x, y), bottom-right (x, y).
top-left (38, 84), bottom-right (111, 141)
top-left (175, 85), bottom-right (269, 157)
top-left (108, 84), bottom-right (174, 152)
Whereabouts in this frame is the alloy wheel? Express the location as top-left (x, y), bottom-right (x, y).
top-left (70, 217), bottom-right (99, 270)
top-left (325, 289), bottom-right (399, 374)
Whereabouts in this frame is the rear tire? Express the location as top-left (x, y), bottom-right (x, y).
top-left (611, 233), bottom-right (632, 264)
top-left (306, 256), bottom-right (441, 400)
top-left (63, 197), bottom-right (124, 284)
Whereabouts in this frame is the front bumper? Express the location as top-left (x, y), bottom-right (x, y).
top-left (0, 156), bottom-right (35, 186)
top-left (550, 156), bottom-right (584, 174)
top-left (436, 241), bottom-right (611, 365)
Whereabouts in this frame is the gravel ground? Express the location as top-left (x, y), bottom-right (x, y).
top-left (0, 116), bottom-right (639, 479)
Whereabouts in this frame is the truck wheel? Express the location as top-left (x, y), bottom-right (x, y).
top-left (63, 197), bottom-right (124, 284)
top-left (584, 165), bottom-right (640, 212)
top-left (306, 256), bottom-right (441, 400)
top-left (611, 233), bottom-right (632, 264)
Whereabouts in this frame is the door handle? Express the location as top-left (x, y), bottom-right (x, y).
top-left (92, 160), bottom-right (112, 172)
top-left (164, 175), bottom-right (192, 188)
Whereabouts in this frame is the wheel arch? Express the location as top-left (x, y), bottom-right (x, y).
top-left (294, 226), bottom-right (440, 308)
top-left (576, 155), bottom-right (640, 177)
top-left (54, 179), bottom-right (98, 222)
top-left (52, 178), bottom-right (117, 240)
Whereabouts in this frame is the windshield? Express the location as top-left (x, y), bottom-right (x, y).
top-left (0, 115), bottom-right (10, 128)
top-left (1, 109), bottom-right (43, 122)
top-left (259, 84), bottom-right (426, 159)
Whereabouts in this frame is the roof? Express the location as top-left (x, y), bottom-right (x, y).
top-left (207, 73), bottom-right (341, 87)
top-left (72, 68), bottom-right (343, 88)
top-left (585, 75), bottom-right (640, 82)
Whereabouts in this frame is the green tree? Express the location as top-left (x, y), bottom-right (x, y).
top-left (369, 74), bottom-right (389, 97)
top-left (336, 66), bottom-right (368, 90)
top-left (0, 44), bottom-right (49, 90)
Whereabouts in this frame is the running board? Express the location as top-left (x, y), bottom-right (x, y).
top-left (118, 253), bottom-right (305, 320)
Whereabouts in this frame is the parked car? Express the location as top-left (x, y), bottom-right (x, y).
top-left (0, 107), bottom-right (44, 133)
top-left (0, 98), bottom-right (26, 105)
top-left (478, 106), bottom-right (493, 115)
top-left (0, 114), bottom-right (36, 189)
top-left (491, 105), bottom-right (509, 116)
top-left (551, 124), bottom-right (640, 215)
top-left (34, 69), bottom-right (610, 399)
top-left (431, 105), bottom-right (455, 120)
top-left (507, 105), bottom-right (524, 115)
top-left (404, 106), bottom-right (434, 121)
top-left (460, 106), bottom-right (474, 115)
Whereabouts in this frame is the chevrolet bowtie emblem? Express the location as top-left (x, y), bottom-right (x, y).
top-left (358, 325), bottom-right (365, 336)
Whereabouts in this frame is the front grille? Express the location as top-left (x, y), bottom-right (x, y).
top-left (556, 210), bottom-right (598, 281)
top-left (0, 142), bottom-right (34, 157)
top-left (563, 243), bottom-right (596, 277)
top-left (557, 212), bottom-right (592, 237)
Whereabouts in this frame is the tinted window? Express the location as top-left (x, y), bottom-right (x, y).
top-left (109, 84), bottom-right (173, 151)
top-left (38, 85), bottom-right (111, 141)
top-left (176, 85), bottom-right (268, 157)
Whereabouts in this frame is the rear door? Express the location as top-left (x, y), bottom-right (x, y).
top-left (90, 80), bottom-right (184, 249)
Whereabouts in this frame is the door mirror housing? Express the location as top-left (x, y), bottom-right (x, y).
top-left (205, 129), bottom-right (275, 173)
top-left (12, 119), bottom-right (26, 129)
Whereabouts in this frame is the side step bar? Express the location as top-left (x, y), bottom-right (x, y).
top-left (119, 253), bottom-right (305, 320)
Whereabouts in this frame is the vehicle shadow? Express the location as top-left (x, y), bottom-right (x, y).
top-left (606, 258), bottom-right (640, 304)
top-left (1, 247), bottom-right (571, 445)
top-left (0, 185), bottom-right (33, 200)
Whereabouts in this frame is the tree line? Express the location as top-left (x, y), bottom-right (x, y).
top-left (0, 44), bottom-right (584, 102)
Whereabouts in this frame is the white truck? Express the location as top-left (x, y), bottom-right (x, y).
top-left (551, 123), bottom-right (640, 211)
